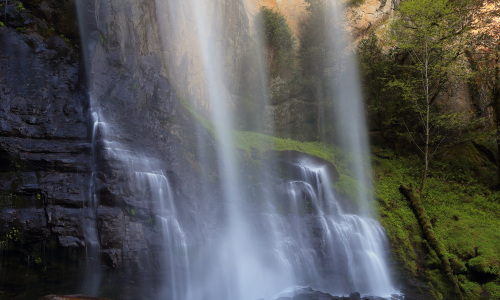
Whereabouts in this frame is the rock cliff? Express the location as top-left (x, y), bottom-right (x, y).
top-left (0, 0), bottom-right (216, 297)
top-left (0, 3), bottom-right (89, 251)
top-left (0, 1), bottom-right (92, 296)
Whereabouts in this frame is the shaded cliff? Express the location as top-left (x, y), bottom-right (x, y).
top-left (0, 0), bottom-right (219, 297)
top-left (0, 1), bottom-right (91, 297)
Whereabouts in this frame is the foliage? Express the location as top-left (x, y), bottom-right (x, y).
top-left (295, 0), bottom-right (340, 139)
top-left (346, 0), bottom-right (364, 7)
top-left (357, 33), bottom-right (413, 146)
top-left (260, 7), bottom-right (296, 80)
top-left (16, 1), bottom-right (25, 11)
top-left (387, 0), bottom-right (483, 193)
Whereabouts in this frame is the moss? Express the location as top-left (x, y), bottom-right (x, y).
top-left (179, 97), bottom-right (349, 173)
top-left (334, 173), bottom-right (364, 202)
top-left (468, 256), bottom-right (500, 278)
top-left (449, 255), bottom-right (468, 275)
top-left (374, 148), bottom-right (500, 299)
top-left (483, 282), bottom-right (500, 300)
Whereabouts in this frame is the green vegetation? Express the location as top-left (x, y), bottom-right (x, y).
top-left (180, 96), bottom-right (346, 169)
top-left (387, 0), bottom-right (483, 194)
top-left (16, 1), bottom-right (25, 11)
top-left (260, 7), bottom-right (295, 79)
top-left (464, 3), bottom-right (500, 186)
top-left (180, 95), bottom-right (371, 203)
top-left (374, 146), bottom-right (500, 299)
top-left (346, 0), bottom-right (365, 7)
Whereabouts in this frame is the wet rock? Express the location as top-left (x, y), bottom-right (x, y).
top-left (96, 206), bottom-right (125, 250)
top-left (101, 248), bottom-right (123, 269)
top-left (349, 292), bottom-right (361, 299)
top-left (0, 15), bottom-right (90, 271)
top-left (275, 287), bottom-right (335, 300)
top-left (39, 295), bottom-right (112, 300)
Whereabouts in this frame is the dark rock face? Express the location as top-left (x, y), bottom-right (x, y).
top-left (0, 1), bottom-right (90, 296)
top-left (0, 3), bottom-right (215, 297)
top-left (0, 25), bottom-right (89, 239)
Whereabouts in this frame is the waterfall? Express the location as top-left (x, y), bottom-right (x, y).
top-left (76, 0), bottom-right (399, 298)
top-left (81, 110), bottom-right (103, 295)
top-left (327, 0), bottom-right (374, 216)
top-left (134, 171), bottom-right (190, 299)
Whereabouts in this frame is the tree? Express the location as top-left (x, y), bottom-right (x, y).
top-left (260, 7), bottom-right (296, 80)
top-left (298, 0), bottom-right (342, 139)
top-left (389, 0), bottom-right (481, 193)
top-left (357, 33), bottom-right (413, 146)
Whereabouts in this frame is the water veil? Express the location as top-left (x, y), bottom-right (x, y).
top-left (77, 0), bottom-right (398, 298)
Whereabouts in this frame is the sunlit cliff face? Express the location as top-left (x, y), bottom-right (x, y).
top-left (472, 2), bottom-right (500, 38)
top-left (156, 0), bottom-right (396, 115)
top-left (347, 0), bottom-right (396, 35)
top-left (247, 0), bottom-right (396, 40)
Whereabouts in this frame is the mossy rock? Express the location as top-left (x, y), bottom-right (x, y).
top-left (482, 282), bottom-right (500, 300)
top-left (449, 255), bottom-right (468, 275)
top-left (468, 256), bottom-right (500, 280)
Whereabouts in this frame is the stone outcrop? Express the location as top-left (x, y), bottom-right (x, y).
top-left (0, 1), bottom-right (215, 297)
top-left (155, 0), bottom-right (252, 114)
top-left (348, 0), bottom-right (399, 36)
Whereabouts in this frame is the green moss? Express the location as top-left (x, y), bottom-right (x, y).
top-left (179, 97), bottom-right (215, 136)
top-left (483, 282), bottom-right (500, 300)
top-left (334, 173), bottom-right (364, 202)
top-left (179, 97), bottom-right (345, 170)
top-left (458, 277), bottom-right (482, 300)
top-left (374, 146), bottom-right (500, 299)
top-left (468, 256), bottom-right (500, 277)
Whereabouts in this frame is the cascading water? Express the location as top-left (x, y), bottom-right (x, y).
top-left (77, 0), bottom-right (399, 298)
top-left (81, 109), bottom-right (104, 295)
top-left (153, 0), bottom-right (397, 298)
top-left (327, 0), bottom-right (373, 216)
top-left (268, 159), bottom-right (394, 296)
top-left (133, 171), bottom-right (190, 299)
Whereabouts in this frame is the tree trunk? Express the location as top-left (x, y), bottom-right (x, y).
top-left (419, 42), bottom-right (430, 194)
top-left (399, 186), bottom-right (464, 300)
top-left (494, 53), bottom-right (500, 187)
